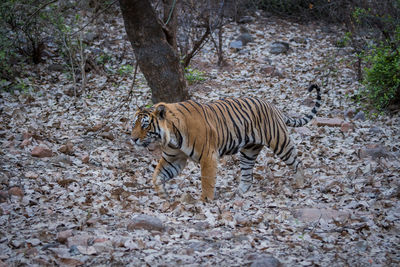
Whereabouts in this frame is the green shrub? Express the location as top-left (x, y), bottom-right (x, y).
top-left (0, 0), bottom-right (48, 64)
top-left (0, 0), bottom-right (59, 91)
top-left (353, 1), bottom-right (400, 111)
top-left (0, 0), bottom-right (109, 93)
top-left (0, 39), bottom-right (17, 84)
top-left (118, 64), bottom-right (134, 76)
top-left (336, 32), bottom-right (352, 48)
top-left (185, 67), bottom-right (206, 85)
top-left (358, 35), bottom-right (400, 110)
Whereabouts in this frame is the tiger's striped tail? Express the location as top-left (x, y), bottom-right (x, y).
top-left (284, 84), bottom-right (321, 127)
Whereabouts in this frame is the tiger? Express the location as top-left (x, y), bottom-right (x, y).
top-left (131, 84), bottom-right (321, 201)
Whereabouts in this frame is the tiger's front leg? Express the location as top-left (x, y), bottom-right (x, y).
top-left (152, 151), bottom-right (187, 200)
top-left (199, 153), bottom-right (218, 202)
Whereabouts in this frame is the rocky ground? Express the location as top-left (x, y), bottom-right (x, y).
top-left (1, 8), bottom-right (399, 267)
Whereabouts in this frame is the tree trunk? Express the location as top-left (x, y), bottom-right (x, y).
top-left (119, 0), bottom-right (189, 104)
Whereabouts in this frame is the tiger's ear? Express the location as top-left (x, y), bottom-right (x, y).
top-left (156, 104), bottom-right (166, 119)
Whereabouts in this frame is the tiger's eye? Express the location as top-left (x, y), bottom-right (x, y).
top-left (140, 116), bottom-right (150, 128)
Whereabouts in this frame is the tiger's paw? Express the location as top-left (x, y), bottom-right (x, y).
top-left (155, 190), bottom-right (174, 203)
top-left (153, 184), bottom-right (169, 199)
top-left (200, 192), bottom-right (215, 202)
top-left (238, 182), bottom-right (252, 194)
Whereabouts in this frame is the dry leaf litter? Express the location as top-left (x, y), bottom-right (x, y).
top-left (0, 11), bottom-right (399, 267)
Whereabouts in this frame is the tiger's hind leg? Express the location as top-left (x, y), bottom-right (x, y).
top-left (238, 145), bottom-right (264, 194)
top-left (272, 135), bottom-right (305, 188)
top-left (152, 151), bottom-right (187, 200)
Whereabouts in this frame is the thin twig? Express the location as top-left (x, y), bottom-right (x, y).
top-left (68, 0), bottom-right (118, 38)
top-left (92, 60), bottom-right (140, 135)
top-left (206, 0), bottom-right (226, 66)
top-left (62, 35), bottom-right (77, 99)
top-left (79, 32), bottom-right (87, 93)
top-left (125, 60), bottom-right (140, 109)
top-left (23, 0), bottom-right (58, 31)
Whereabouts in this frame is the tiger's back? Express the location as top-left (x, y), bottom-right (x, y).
top-left (172, 98), bottom-right (287, 156)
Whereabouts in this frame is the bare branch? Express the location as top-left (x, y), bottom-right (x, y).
top-left (23, 0), bottom-right (58, 31)
top-left (183, 27), bottom-right (210, 68)
top-left (69, 0), bottom-right (118, 38)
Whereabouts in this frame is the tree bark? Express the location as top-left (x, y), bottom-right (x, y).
top-left (119, 0), bottom-right (189, 104)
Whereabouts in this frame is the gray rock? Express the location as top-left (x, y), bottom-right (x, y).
top-left (238, 49), bottom-right (250, 55)
top-left (26, 238), bottom-right (41, 246)
top-left (230, 40), bottom-right (243, 50)
top-left (293, 208), bottom-right (351, 223)
top-left (369, 126), bottom-right (383, 134)
top-left (354, 110), bottom-right (366, 121)
top-left (10, 239), bottom-right (25, 248)
top-left (238, 33), bottom-right (254, 45)
top-left (238, 16), bottom-right (254, 24)
top-left (356, 240), bottom-right (368, 252)
top-left (251, 255), bottom-right (282, 267)
top-left (48, 64), bottom-right (64, 72)
top-left (270, 41), bottom-right (289, 54)
top-left (51, 155), bottom-right (72, 166)
top-left (127, 214), bottom-right (164, 232)
top-left (83, 32), bottom-right (98, 43)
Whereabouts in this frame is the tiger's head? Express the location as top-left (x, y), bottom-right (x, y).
top-left (131, 103), bottom-right (180, 148)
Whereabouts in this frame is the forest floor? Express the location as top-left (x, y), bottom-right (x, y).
top-left (1, 8), bottom-right (399, 267)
